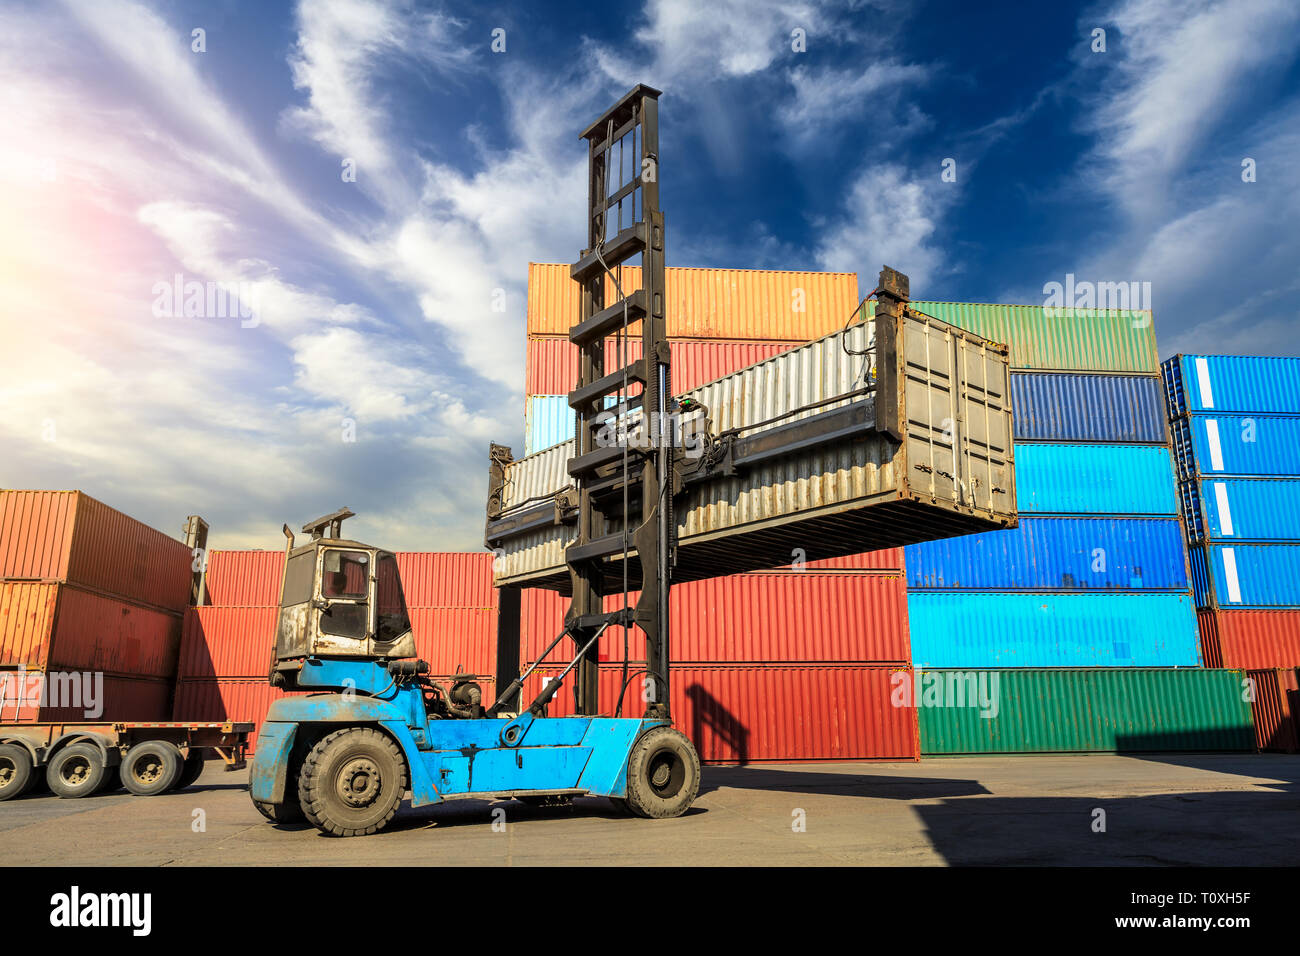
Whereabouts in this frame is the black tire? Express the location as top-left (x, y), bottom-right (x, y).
top-left (47, 743), bottom-right (108, 799)
top-left (173, 752), bottom-right (206, 791)
top-left (298, 727), bottom-right (407, 837)
top-left (0, 744), bottom-right (36, 801)
top-left (253, 798), bottom-right (305, 824)
top-left (624, 727), bottom-right (700, 819)
top-left (119, 741), bottom-right (183, 796)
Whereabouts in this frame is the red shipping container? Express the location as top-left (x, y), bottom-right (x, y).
top-left (0, 490), bottom-right (193, 612)
top-left (1198, 608), bottom-right (1300, 669)
top-left (1247, 668), bottom-right (1300, 752)
top-left (1, 581), bottom-right (181, 679)
top-left (203, 550), bottom-right (285, 606)
top-left (526, 337), bottom-right (804, 397)
top-left (178, 606), bottom-right (278, 679)
top-left (519, 664), bottom-right (917, 764)
top-left (410, 606), bottom-right (496, 676)
top-left (396, 553), bottom-right (497, 608)
top-left (520, 572), bottom-right (910, 665)
top-left (0, 672), bottom-right (171, 723)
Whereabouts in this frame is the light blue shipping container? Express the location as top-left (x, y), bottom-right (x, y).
top-left (1014, 444), bottom-right (1178, 515)
top-left (524, 395), bottom-right (572, 454)
top-left (1170, 414), bottom-right (1300, 479)
top-left (904, 517), bottom-right (1188, 591)
top-left (908, 592), bottom-right (1202, 668)
top-left (1178, 477), bottom-right (1300, 543)
top-left (1011, 372), bottom-right (1166, 444)
top-left (1162, 354), bottom-right (1300, 418)
top-left (1188, 543), bottom-right (1300, 608)
top-left (525, 395), bottom-right (622, 454)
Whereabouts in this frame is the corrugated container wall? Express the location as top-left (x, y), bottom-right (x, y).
top-left (1, 581), bottom-right (181, 679)
top-left (904, 517), bottom-right (1188, 591)
top-left (1163, 354), bottom-right (1300, 417)
top-left (1190, 544), bottom-right (1300, 608)
top-left (1012, 444), bottom-right (1178, 515)
top-left (1009, 372), bottom-right (1166, 443)
top-left (908, 592), bottom-right (1200, 668)
top-left (1179, 478), bottom-right (1300, 543)
top-left (526, 263), bottom-right (860, 340)
top-left (1246, 667), bottom-right (1300, 752)
top-left (0, 490), bottom-right (193, 611)
top-left (917, 668), bottom-right (1255, 754)
top-left (522, 664), bottom-right (918, 764)
top-left (2, 674), bottom-right (172, 723)
top-left (1170, 414), bottom-right (1300, 479)
top-left (1197, 608), bottom-right (1300, 669)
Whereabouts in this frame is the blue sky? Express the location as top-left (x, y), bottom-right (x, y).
top-left (1, 0), bottom-right (1297, 552)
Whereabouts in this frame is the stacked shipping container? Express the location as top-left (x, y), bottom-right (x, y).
top-left (0, 490), bottom-right (190, 721)
top-left (892, 305), bottom-right (1247, 753)
top-left (1163, 355), bottom-right (1300, 705)
top-left (521, 263), bottom-right (917, 762)
top-left (172, 551), bottom-right (500, 747)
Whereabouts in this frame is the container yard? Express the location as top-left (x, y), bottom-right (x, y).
top-left (5, 13), bottom-right (1299, 933)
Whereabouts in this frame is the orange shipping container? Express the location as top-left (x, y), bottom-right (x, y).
top-left (409, 606), bottom-right (496, 677)
top-left (203, 550), bottom-right (285, 606)
top-left (0, 581), bottom-right (181, 679)
top-left (178, 605), bottom-right (278, 679)
top-left (396, 553), bottom-right (497, 608)
top-left (525, 337), bottom-right (804, 397)
top-left (526, 263), bottom-right (860, 340)
top-left (0, 490), bottom-right (193, 612)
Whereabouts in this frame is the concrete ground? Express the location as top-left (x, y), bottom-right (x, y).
top-left (1, 753), bottom-right (1297, 865)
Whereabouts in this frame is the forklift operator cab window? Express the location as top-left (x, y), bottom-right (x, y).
top-left (322, 550), bottom-right (368, 600)
top-left (375, 553), bottom-right (411, 643)
top-left (319, 549), bottom-right (369, 640)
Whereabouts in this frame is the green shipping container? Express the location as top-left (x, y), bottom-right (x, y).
top-left (865, 301), bottom-right (1158, 372)
top-left (917, 668), bottom-right (1254, 754)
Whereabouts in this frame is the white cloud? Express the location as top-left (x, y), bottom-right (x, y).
top-left (813, 163), bottom-right (950, 289)
top-left (778, 61), bottom-right (931, 143)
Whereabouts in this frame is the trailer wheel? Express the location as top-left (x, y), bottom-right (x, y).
top-left (47, 743), bottom-right (108, 799)
top-left (119, 741), bottom-right (182, 796)
top-left (298, 727), bottom-right (407, 837)
top-left (0, 744), bottom-right (36, 801)
top-left (173, 752), bottom-right (206, 791)
top-left (624, 727), bottom-right (700, 819)
top-left (253, 799), bottom-right (305, 824)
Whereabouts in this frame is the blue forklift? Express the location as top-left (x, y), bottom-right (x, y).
top-left (251, 86), bottom-right (701, 836)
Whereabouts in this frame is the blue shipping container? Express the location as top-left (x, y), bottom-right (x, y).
top-left (1189, 543), bottom-right (1300, 608)
top-left (1014, 444), bottom-right (1178, 515)
top-left (908, 592), bottom-right (1202, 668)
top-left (1178, 477), bottom-right (1300, 542)
top-left (1011, 372), bottom-right (1166, 444)
top-left (905, 517), bottom-right (1188, 590)
top-left (1170, 414), bottom-right (1300, 479)
top-left (1162, 354), bottom-right (1300, 418)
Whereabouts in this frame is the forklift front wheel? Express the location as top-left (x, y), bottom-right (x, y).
top-left (624, 727), bottom-right (701, 819)
top-left (298, 727), bottom-right (408, 837)
top-left (253, 798), bottom-right (306, 824)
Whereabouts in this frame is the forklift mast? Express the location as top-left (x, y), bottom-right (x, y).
top-left (566, 85), bottom-right (673, 720)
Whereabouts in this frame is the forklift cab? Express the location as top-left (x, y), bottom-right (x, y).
top-left (271, 509), bottom-right (416, 688)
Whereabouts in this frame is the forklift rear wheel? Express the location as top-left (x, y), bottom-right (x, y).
top-left (253, 798), bottom-right (306, 824)
top-left (174, 752), bottom-right (206, 791)
top-left (47, 743), bottom-right (108, 799)
top-left (298, 727), bottom-right (408, 837)
top-left (120, 741), bottom-right (182, 796)
top-left (624, 727), bottom-right (700, 819)
top-left (0, 744), bottom-right (37, 801)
